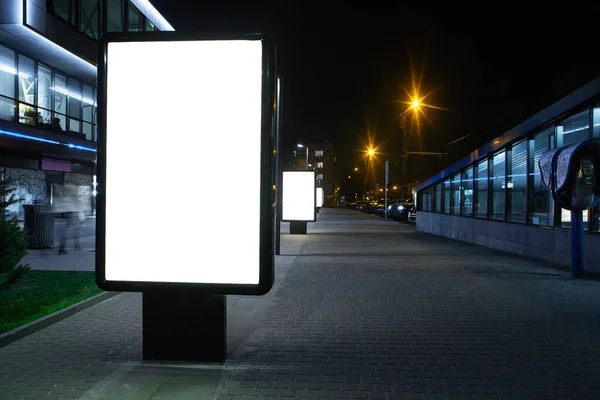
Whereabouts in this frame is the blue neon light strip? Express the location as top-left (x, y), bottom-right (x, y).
top-left (0, 128), bottom-right (96, 152)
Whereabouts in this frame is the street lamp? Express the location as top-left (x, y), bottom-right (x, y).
top-left (399, 97), bottom-right (421, 200)
top-left (297, 143), bottom-right (309, 169)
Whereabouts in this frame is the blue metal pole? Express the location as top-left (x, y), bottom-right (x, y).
top-left (571, 210), bottom-right (585, 278)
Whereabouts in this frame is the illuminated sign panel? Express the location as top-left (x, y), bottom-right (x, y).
top-left (316, 187), bottom-right (324, 208)
top-left (282, 171), bottom-right (316, 221)
top-left (96, 32), bottom-right (276, 294)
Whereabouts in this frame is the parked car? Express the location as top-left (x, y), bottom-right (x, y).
top-left (389, 199), bottom-right (414, 222)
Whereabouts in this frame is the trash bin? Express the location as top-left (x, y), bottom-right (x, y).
top-left (22, 204), bottom-right (55, 249)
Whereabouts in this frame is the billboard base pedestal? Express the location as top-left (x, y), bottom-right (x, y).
top-left (143, 290), bottom-right (226, 362)
top-left (290, 221), bottom-right (307, 234)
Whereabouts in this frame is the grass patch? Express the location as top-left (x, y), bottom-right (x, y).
top-left (0, 271), bottom-right (102, 334)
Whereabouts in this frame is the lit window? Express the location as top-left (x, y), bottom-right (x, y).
top-left (317, 162), bottom-right (323, 169)
top-left (317, 174), bottom-right (323, 180)
top-left (315, 150), bottom-right (323, 157)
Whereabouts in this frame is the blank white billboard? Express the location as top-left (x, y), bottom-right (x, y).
top-left (316, 187), bottom-right (324, 207)
top-left (102, 39), bottom-right (265, 286)
top-left (282, 171), bottom-right (315, 221)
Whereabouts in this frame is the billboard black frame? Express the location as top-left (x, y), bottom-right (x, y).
top-left (96, 31), bottom-right (276, 295)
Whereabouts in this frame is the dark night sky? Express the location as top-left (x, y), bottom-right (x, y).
top-left (151, 1), bottom-right (600, 184)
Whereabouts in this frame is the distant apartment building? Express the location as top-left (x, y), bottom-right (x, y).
top-left (290, 140), bottom-right (336, 207)
top-left (0, 0), bottom-right (173, 219)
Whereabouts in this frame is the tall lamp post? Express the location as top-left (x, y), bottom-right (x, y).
top-left (400, 99), bottom-right (420, 201)
top-left (364, 148), bottom-right (375, 200)
top-left (297, 143), bottom-right (309, 169)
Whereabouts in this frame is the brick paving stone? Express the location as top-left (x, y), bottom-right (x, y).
top-left (4, 209), bottom-right (600, 399)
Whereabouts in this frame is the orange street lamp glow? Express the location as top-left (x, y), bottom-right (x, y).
top-left (368, 148), bottom-right (375, 157)
top-left (411, 99), bottom-right (420, 109)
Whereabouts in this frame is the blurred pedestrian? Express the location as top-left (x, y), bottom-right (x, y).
top-left (54, 183), bottom-right (84, 255)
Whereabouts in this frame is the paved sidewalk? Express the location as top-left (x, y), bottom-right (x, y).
top-left (2, 209), bottom-right (600, 399)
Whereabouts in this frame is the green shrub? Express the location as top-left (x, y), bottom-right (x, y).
top-left (0, 177), bottom-right (30, 289)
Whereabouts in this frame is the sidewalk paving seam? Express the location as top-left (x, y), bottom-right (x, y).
top-left (0, 290), bottom-right (121, 349)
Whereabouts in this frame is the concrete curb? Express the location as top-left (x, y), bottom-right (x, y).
top-left (0, 291), bottom-right (121, 349)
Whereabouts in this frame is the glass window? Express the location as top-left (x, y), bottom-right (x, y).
top-left (69, 118), bottom-right (81, 135)
top-left (434, 183), bottom-right (441, 212)
top-left (18, 103), bottom-right (36, 126)
top-left (82, 84), bottom-right (94, 122)
top-left (528, 128), bottom-right (554, 226)
top-left (461, 167), bottom-right (473, 216)
top-left (50, 0), bottom-right (75, 24)
top-left (39, 108), bottom-right (52, 128)
top-left (450, 173), bottom-right (460, 215)
top-left (37, 65), bottom-right (52, 110)
top-left (0, 96), bottom-right (15, 121)
top-left (0, 45), bottom-right (16, 99)
top-left (68, 78), bottom-right (81, 119)
top-left (443, 179), bottom-right (450, 213)
top-left (107, 0), bottom-right (124, 32)
top-left (53, 113), bottom-right (66, 132)
top-left (594, 106), bottom-right (600, 138)
top-left (83, 122), bottom-right (93, 140)
top-left (424, 187), bottom-right (432, 211)
top-left (557, 110), bottom-right (590, 147)
top-left (80, 0), bottom-right (100, 39)
top-left (144, 18), bottom-right (155, 32)
top-left (128, 2), bottom-right (142, 32)
top-left (475, 159), bottom-right (488, 218)
top-left (317, 162), bottom-right (324, 169)
top-left (508, 141), bottom-right (527, 223)
top-left (54, 73), bottom-right (67, 115)
top-left (491, 151), bottom-right (505, 220)
top-left (18, 55), bottom-right (35, 105)
top-left (315, 150), bottom-right (323, 157)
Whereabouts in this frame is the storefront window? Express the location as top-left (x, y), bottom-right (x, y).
top-left (434, 183), bottom-right (441, 212)
top-left (144, 18), bottom-right (155, 32)
top-left (69, 118), bottom-right (81, 135)
top-left (107, 0), bottom-right (124, 31)
top-left (68, 78), bottom-right (81, 120)
top-left (422, 187), bottom-right (432, 212)
top-left (54, 73), bottom-right (67, 116)
top-left (508, 140), bottom-right (527, 223)
top-left (529, 128), bottom-right (554, 226)
top-left (18, 103), bottom-right (36, 126)
top-left (475, 159), bottom-right (488, 218)
top-left (0, 45), bottom-right (15, 99)
top-left (461, 167), bottom-right (473, 216)
top-left (83, 123), bottom-right (93, 140)
top-left (50, 0), bottom-right (75, 25)
top-left (53, 113), bottom-right (66, 132)
top-left (82, 84), bottom-right (94, 123)
top-left (18, 55), bottom-right (35, 105)
top-left (37, 65), bottom-right (52, 108)
top-left (450, 173), bottom-right (460, 215)
top-left (0, 96), bottom-right (14, 121)
top-left (491, 151), bottom-right (505, 220)
top-left (80, 0), bottom-right (100, 39)
top-left (557, 110), bottom-right (590, 147)
top-left (443, 179), bottom-right (450, 213)
top-left (128, 2), bottom-right (142, 31)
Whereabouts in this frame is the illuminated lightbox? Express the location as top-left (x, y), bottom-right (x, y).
top-left (96, 32), bottom-right (276, 294)
top-left (316, 187), bottom-right (324, 208)
top-left (282, 171), bottom-right (316, 222)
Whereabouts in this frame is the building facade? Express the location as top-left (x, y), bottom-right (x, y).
top-left (414, 76), bottom-right (600, 273)
top-left (290, 141), bottom-right (336, 207)
top-left (0, 0), bottom-right (172, 219)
